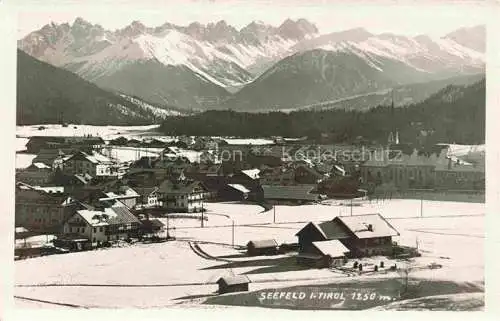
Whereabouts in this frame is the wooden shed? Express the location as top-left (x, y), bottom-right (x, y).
top-left (216, 275), bottom-right (250, 294)
top-left (246, 239), bottom-right (279, 256)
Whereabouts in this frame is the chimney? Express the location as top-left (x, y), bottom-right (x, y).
top-left (448, 157), bottom-right (452, 170)
top-left (367, 224), bottom-right (373, 232)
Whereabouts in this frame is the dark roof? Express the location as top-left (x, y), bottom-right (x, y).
top-left (15, 186), bottom-right (67, 202)
top-left (158, 179), bottom-right (206, 195)
top-left (187, 164), bottom-right (222, 175)
top-left (131, 156), bottom-right (159, 169)
top-left (32, 148), bottom-right (72, 165)
top-left (140, 218), bottom-right (165, 229)
top-left (318, 220), bottom-right (352, 239)
top-left (137, 187), bottom-right (160, 196)
top-left (107, 206), bottom-right (141, 225)
top-left (295, 164), bottom-right (324, 178)
top-left (295, 221), bottom-right (351, 240)
top-left (16, 170), bottom-right (52, 180)
top-left (262, 185), bottom-right (319, 201)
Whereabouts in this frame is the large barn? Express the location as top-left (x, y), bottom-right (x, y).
top-left (295, 214), bottom-right (400, 258)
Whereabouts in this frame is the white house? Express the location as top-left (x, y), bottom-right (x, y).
top-left (63, 209), bottom-right (110, 245)
top-left (158, 179), bottom-right (207, 212)
top-left (62, 151), bottom-right (114, 177)
top-left (63, 204), bottom-right (141, 245)
top-left (146, 187), bottom-right (163, 208)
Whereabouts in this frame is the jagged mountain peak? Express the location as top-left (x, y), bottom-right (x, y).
top-left (72, 17), bottom-right (98, 31)
top-left (18, 20), bottom-right (485, 112)
top-left (278, 18), bottom-right (318, 39)
top-left (130, 20), bottom-right (146, 29)
top-left (444, 24), bottom-right (485, 52)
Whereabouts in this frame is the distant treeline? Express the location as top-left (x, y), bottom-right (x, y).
top-left (159, 80), bottom-right (485, 145)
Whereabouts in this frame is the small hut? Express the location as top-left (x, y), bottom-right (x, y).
top-left (246, 239), bottom-right (279, 256)
top-left (216, 275), bottom-right (250, 294)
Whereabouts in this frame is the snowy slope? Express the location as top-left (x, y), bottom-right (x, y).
top-left (119, 94), bottom-right (182, 118)
top-left (295, 32), bottom-right (484, 75)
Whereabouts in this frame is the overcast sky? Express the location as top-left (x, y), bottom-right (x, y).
top-left (14, 0), bottom-right (490, 38)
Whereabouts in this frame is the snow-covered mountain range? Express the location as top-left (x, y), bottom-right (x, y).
top-left (18, 18), bottom-right (485, 111)
top-left (19, 18), bottom-right (318, 88)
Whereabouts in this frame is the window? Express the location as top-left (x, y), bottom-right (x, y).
top-left (93, 227), bottom-right (97, 233)
top-left (100, 227), bottom-right (104, 232)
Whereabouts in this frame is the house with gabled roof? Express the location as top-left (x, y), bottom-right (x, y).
top-left (246, 239), bottom-right (278, 256)
top-left (99, 186), bottom-right (141, 209)
top-left (259, 166), bottom-right (295, 186)
top-left (294, 163), bottom-right (326, 185)
top-left (217, 275), bottom-right (250, 294)
top-left (26, 136), bottom-right (104, 154)
top-left (217, 183), bottom-right (250, 201)
top-left (32, 148), bottom-right (73, 170)
top-left (63, 150), bottom-right (117, 177)
top-left (16, 164), bottom-right (54, 186)
top-left (62, 203), bottom-right (142, 246)
top-left (262, 184), bottom-right (323, 205)
top-left (296, 214), bottom-right (400, 258)
top-left (15, 184), bottom-right (85, 233)
top-left (157, 179), bottom-right (207, 213)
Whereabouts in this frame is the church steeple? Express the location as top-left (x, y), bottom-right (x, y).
top-left (388, 89), bottom-right (400, 145)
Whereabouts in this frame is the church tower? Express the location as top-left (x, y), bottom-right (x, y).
top-left (387, 89), bottom-right (399, 145)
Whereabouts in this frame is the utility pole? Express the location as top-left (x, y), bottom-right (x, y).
top-left (350, 198), bottom-right (353, 216)
top-left (166, 213), bottom-right (170, 239)
top-left (273, 205), bottom-right (276, 223)
top-left (232, 220), bottom-right (235, 247)
top-left (420, 194), bottom-right (423, 218)
top-left (201, 197), bottom-right (204, 228)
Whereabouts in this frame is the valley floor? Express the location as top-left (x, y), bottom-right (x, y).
top-left (14, 199), bottom-right (484, 310)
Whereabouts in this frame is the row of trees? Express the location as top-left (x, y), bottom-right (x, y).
top-left (159, 80), bottom-right (485, 145)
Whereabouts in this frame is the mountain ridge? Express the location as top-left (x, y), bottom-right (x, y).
top-left (19, 19), bottom-right (485, 111)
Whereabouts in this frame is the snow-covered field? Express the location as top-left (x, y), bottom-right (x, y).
top-left (15, 200), bottom-right (484, 309)
top-left (16, 124), bottom-right (162, 141)
top-left (222, 138), bottom-right (275, 145)
top-left (15, 125), bottom-right (205, 167)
